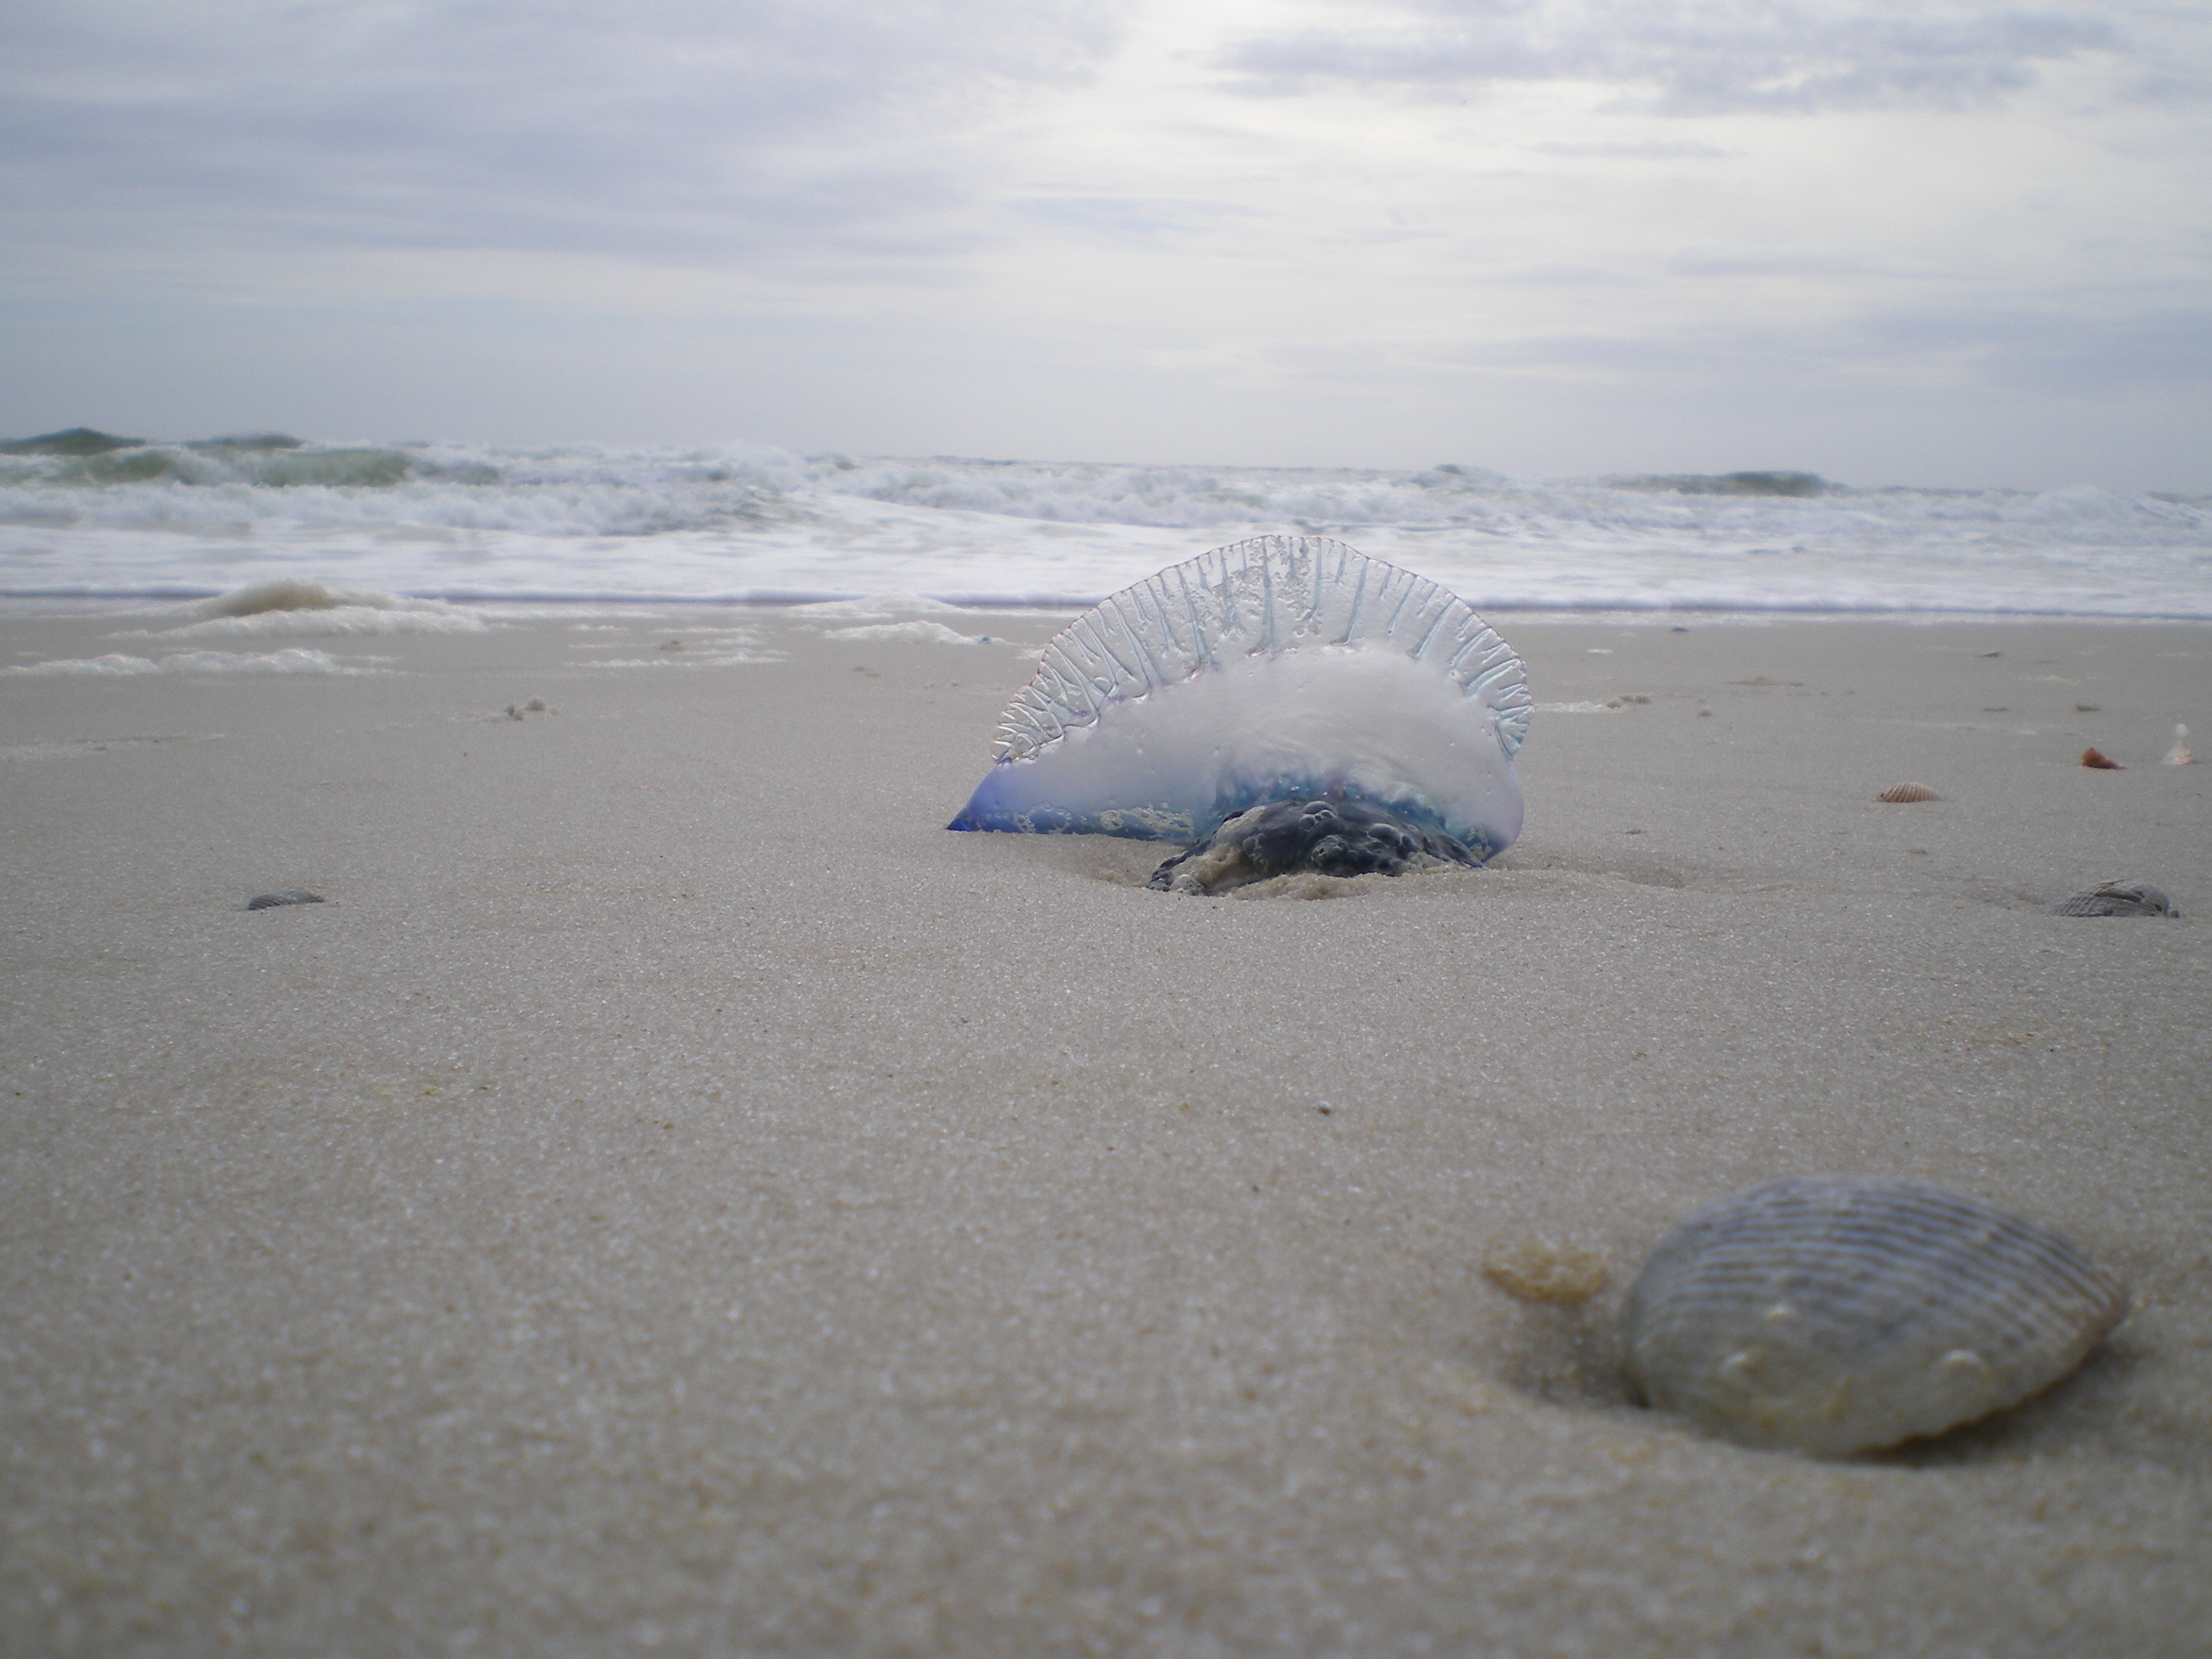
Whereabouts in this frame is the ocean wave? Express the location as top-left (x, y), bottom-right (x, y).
top-left (819, 457), bottom-right (1521, 529)
top-left (129, 580), bottom-right (493, 637)
top-left (6, 647), bottom-right (360, 676)
top-left (817, 620), bottom-right (1002, 645)
top-left (0, 436), bottom-right (806, 538)
top-left (1609, 472), bottom-right (1830, 498)
top-left (197, 579), bottom-right (395, 616)
top-left (0, 436), bottom-right (413, 489)
top-left (786, 592), bottom-right (979, 618)
top-left (1, 435), bottom-right (2206, 618)
top-left (583, 650), bottom-right (784, 667)
top-left (0, 428), bottom-right (148, 457)
top-left (154, 606), bottom-right (489, 639)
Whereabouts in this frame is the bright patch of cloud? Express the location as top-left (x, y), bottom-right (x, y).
top-left (0, 1), bottom-right (1117, 262)
top-left (1218, 1), bottom-right (2175, 114)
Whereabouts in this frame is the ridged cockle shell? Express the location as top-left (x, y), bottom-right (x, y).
top-left (2051, 881), bottom-right (2180, 918)
top-left (1621, 1177), bottom-right (2128, 1456)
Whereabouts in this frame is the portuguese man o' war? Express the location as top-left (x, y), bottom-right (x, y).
top-left (948, 536), bottom-right (1532, 891)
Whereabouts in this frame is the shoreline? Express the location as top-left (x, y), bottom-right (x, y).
top-left (10, 593), bottom-right (2212, 625)
top-left (4, 606), bottom-right (2207, 1655)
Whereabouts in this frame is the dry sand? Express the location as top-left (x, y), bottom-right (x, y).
top-left (3, 606), bottom-right (2208, 1657)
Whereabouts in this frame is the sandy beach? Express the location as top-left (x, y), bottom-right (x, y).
top-left (3, 604), bottom-right (2207, 1657)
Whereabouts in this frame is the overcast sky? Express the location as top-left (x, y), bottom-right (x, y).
top-left (4, 0), bottom-right (2208, 487)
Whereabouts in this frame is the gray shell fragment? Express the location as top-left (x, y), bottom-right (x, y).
top-left (246, 889), bottom-right (325, 910)
top-left (2050, 880), bottom-right (2180, 918)
top-left (1622, 1177), bottom-right (2128, 1455)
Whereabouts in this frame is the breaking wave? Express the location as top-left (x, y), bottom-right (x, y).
top-left (6, 647), bottom-right (361, 676)
top-left (1, 431), bottom-right (2206, 617)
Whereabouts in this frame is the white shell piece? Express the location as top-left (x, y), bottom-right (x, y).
top-left (1622, 1177), bottom-right (2128, 1455)
top-left (948, 536), bottom-right (1530, 853)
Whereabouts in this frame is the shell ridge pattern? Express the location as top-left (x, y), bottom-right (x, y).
top-left (1622, 1177), bottom-right (2128, 1455)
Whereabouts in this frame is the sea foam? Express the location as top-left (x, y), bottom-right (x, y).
top-left (129, 580), bottom-right (493, 638)
top-left (6, 648), bottom-right (357, 676)
top-left (3, 436), bottom-right (2206, 618)
top-left (819, 621), bottom-right (1003, 646)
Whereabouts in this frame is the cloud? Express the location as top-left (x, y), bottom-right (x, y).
top-left (1218, 1), bottom-right (2162, 114)
top-left (1524, 138), bottom-right (1736, 156)
top-left (1848, 302), bottom-right (2212, 395)
top-left (0, 1), bottom-right (1118, 264)
top-left (1009, 195), bottom-right (1256, 244)
top-left (1412, 300), bottom-right (2212, 397)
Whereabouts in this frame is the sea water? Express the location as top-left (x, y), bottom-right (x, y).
top-left (2, 433), bottom-right (2206, 617)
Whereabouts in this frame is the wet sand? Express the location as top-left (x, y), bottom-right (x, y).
top-left (3, 606), bottom-right (2208, 1656)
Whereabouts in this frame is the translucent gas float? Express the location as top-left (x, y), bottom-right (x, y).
top-left (949, 536), bottom-right (1531, 892)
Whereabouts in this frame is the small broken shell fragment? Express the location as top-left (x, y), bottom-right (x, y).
top-left (2081, 746), bottom-right (2123, 770)
top-left (246, 889), bottom-right (324, 910)
top-left (1876, 782), bottom-right (1941, 803)
top-left (2164, 724), bottom-right (2193, 766)
top-left (1483, 1239), bottom-right (1609, 1305)
top-left (1621, 1177), bottom-right (2128, 1455)
top-left (2051, 880), bottom-right (2181, 918)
